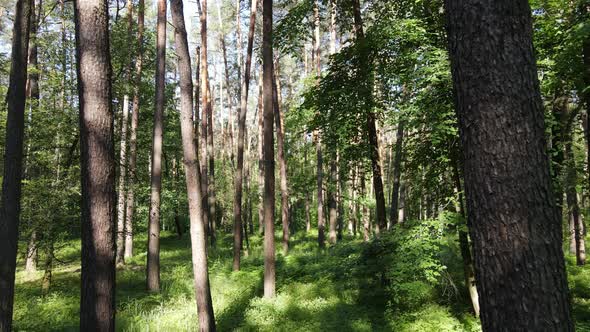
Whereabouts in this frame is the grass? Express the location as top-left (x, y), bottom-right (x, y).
top-left (11, 228), bottom-right (590, 331)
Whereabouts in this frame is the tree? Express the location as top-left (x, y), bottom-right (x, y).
top-left (313, 0), bottom-right (325, 249)
top-left (116, 0), bottom-right (134, 266)
top-left (170, 0), bottom-right (216, 329)
top-left (233, 0), bottom-right (258, 271)
top-left (0, 0), bottom-right (32, 329)
top-left (147, 0), bottom-right (167, 293)
top-left (125, 0), bottom-right (145, 260)
top-left (262, 0), bottom-right (276, 298)
top-left (74, 0), bottom-right (116, 329)
top-left (445, 0), bottom-right (573, 329)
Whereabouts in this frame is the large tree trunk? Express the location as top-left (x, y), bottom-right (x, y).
top-left (273, 62), bottom-right (290, 254)
top-left (74, 0), bottom-right (116, 330)
top-left (233, 0), bottom-right (258, 271)
top-left (262, 0), bottom-right (276, 298)
top-left (389, 121), bottom-right (404, 227)
top-left (147, 0), bottom-right (166, 293)
top-left (445, 1), bottom-right (573, 329)
top-left (0, 0), bottom-right (32, 329)
top-left (351, 0), bottom-right (386, 233)
top-left (125, 0), bottom-right (145, 260)
top-left (170, 2), bottom-right (216, 329)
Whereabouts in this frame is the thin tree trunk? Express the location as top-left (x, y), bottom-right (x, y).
top-left (125, 0), bottom-right (144, 260)
top-left (361, 171), bottom-right (369, 242)
top-left (41, 241), bottom-right (54, 294)
top-left (273, 61), bottom-right (290, 254)
top-left (233, 0), bottom-right (258, 271)
top-left (74, 0), bottom-right (116, 329)
top-left (262, 0), bottom-right (276, 298)
top-left (452, 162), bottom-right (480, 317)
top-left (565, 117), bottom-right (586, 265)
top-left (170, 2), bottom-right (216, 329)
top-left (257, 73), bottom-right (264, 234)
top-left (116, 0), bottom-right (134, 265)
top-left (313, 0), bottom-right (325, 249)
top-left (116, 96), bottom-right (129, 265)
top-left (445, 0), bottom-right (573, 329)
top-left (305, 135), bottom-right (311, 233)
top-left (351, 0), bottom-right (386, 232)
top-left (147, 0), bottom-right (166, 292)
top-left (389, 121), bottom-right (404, 227)
top-left (24, 0), bottom-right (41, 277)
top-left (328, 157), bottom-right (337, 244)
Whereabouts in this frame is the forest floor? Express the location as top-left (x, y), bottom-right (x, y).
top-left (11, 229), bottom-right (590, 331)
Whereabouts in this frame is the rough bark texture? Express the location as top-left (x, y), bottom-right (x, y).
top-left (125, 0), bottom-right (144, 260)
top-left (313, 0), bottom-right (325, 249)
top-left (147, 0), bottom-right (166, 293)
top-left (233, 0), bottom-right (258, 271)
top-left (0, 0), bottom-right (32, 329)
top-left (74, 0), bottom-right (116, 330)
top-left (445, 0), bottom-right (573, 329)
top-left (389, 121), bottom-right (404, 227)
top-left (263, 0), bottom-right (276, 298)
top-left (170, 1), bottom-right (216, 329)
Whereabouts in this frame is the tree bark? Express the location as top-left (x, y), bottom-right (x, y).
top-left (313, 0), bottom-right (325, 249)
top-left (273, 61), bottom-right (290, 254)
top-left (445, 0), bottom-right (573, 329)
top-left (452, 162), bottom-right (480, 317)
top-left (0, 0), bottom-right (32, 329)
top-left (74, 0), bottom-right (116, 330)
top-left (24, 0), bottom-right (41, 277)
top-left (170, 1), bottom-right (216, 329)
top-left (257, 73), bottom-right (264, 234)
top-left (389, 121), bottom-right (404, 227)
top-left (328, 157), bottom-right (337, 244)
top-left (125, 0), bottom-right (144, 260)
top-left (262, 0), bottom-right (276, 298)
top-left (233, 0), bottom-right (258, 271)
top-left (116, 0), bottom-right (134, 265)
top-left (147, 0), bottom-right (166, 293)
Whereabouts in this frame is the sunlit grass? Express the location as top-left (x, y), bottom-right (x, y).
top-left (12, 228), bottom-right (590, 331)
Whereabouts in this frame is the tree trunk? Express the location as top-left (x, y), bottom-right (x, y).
top-left (564, 110), bottom-right (586, 265)
top-left (328, 157), bottom-right (337, 244)
top-left (125, 0), bottom-right (144, 260)
top-left (233, 0), bottom-right (258, 271)
top-left (445, 0), bottom-right (573, 329)
top-left (273, 62), bottom-right (290, 254)
top-left (351, 0), bottom-right (386, 233)
top-left (147, 0), bottom-right (166, 293)
top-left (170, 1), bottom-right (217, 329)
top-left (452, 162), bottom-right (480, 317)
top-left (257, 73), bottom-right (264, 235)
top-left (389, 121), bottom-right (404, 227)
top-left (116, 96), bottom-right (129, 265)
top-left (74, 0), bottom-right (116, 330)
top-left (116, 0), bottom-right (134, 266)
top-left (262, 0), bottom-right (276, 298)
top-left (0, 0), bottom-right (31, 328)
top-left (24, 0), bottom-right (40, 277)
top-left (313, 0), bottom-right (325, 249)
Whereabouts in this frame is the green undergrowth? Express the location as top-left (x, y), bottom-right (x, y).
top-left (11, 220), bottom-right (590, 331)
